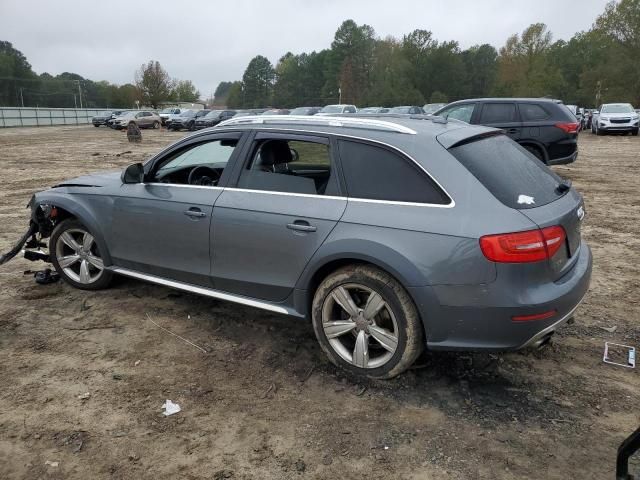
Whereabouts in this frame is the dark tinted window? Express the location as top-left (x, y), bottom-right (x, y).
top-left (338, 140), bottom-right (450, 205)
top-left (449, 134), bottom-right (563, 209)
top-left (520, 103), bottom-right (551, 121)
top-left (480, 103), bottom-right (516, 123)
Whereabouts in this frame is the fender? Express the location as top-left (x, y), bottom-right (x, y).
top-left (296, 237), bottom-right (429, 291)
top-left (32, 190), bottom-right (114, 266)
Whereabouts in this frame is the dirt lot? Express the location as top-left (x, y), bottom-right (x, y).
top-left (0, 125), bottom-right (638, 479)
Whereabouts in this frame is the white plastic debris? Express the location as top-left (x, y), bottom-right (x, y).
top-left (134, 360), bottom-right (141, 366)
top-left (162, 399), bottom-right (181, 416)
top-left (77, 392), bottom-right (90, 400)
top-left (517, 194), bottom-right (535, 205)
top-left (45, 460), bottom-right (59, 467)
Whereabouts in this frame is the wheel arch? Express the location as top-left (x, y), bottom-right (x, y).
top-left (32, 192), bottom-right (113, 266)
top-left (518, 139), bottom-right (548, 162)
top-left (295, 239), bottom-right (433, 322)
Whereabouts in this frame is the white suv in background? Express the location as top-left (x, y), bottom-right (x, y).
top-left (316, 104), bottom-right (357, 115)
top-left (592, 103), bottom-right (639, 136)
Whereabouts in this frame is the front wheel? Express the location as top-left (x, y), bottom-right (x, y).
top-left (50, 219), bottom-right (113, 290)
top-left (632, 129), bottom-right (638, 136)
top-left (153, 121), bottom-right (160, 129)
top-left (311, 264), bottom-right (424, 379)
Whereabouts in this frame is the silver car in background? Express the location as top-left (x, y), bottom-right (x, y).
top-left (591, 103), bottom-right (639, 136)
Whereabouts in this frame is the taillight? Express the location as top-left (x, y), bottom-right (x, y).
top-left (480, 226), bottom-right (566, 263)
top-left (555, 122), bottom-right (579, 134)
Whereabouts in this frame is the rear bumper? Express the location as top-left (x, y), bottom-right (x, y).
top-left (548, 149), bottom-right (578, 165)
top-left (409, 243), bottom-right (592, 351)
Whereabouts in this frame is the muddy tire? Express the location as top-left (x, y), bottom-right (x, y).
top-left (311, 264), bottom-right (424, 379)
top-left (50, 219), bottom-right (113, 290)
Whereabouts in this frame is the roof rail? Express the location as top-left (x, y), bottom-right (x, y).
top-left (217, 115), bottom-right (417, 135)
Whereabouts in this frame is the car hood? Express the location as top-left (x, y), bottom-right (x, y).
top-left (52, 170), bottom-right (122, 188)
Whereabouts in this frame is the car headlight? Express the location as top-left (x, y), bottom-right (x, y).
top-left (600, 117), bottom-right (609, 121)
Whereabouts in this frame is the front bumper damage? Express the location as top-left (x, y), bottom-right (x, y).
top-left (0, 200), bottom-right (56, 266)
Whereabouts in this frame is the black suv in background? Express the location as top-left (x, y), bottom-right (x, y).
top-left (435, 98), bottom-right (579, 165)
top-left (91, 111), bottom-right (114, 127)
top-left (194, 110), bottom-right (237, 129)
top-left (168, 110), bottom-right (210, 131)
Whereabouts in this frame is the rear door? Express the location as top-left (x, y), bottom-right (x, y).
top-left (438, 102), bottom-right (477, 123)
top-left (210, 131), bottom-right (347, 301)
top-left (477, 102), bottom-right (521, 141)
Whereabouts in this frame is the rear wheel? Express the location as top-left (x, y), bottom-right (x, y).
top-left (632, 129), bottom-right (638, 136)
top-left (153, 120), bottom-right (160, 129)
top-left (524, 145), bottom-right (546, 163)
top-left (50, 219), bottom-right (112, 290)
top-left (311, 264), bottom-right (424, 379)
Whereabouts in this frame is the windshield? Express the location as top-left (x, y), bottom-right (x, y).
top-left (290, 107), bottom-right (310, 115)
top-left (389, 107), bottom-right (411, 114)
top-left (160, 108), bottom-right (175, 114)
top-left (204, 111), bottom-right (222, 118)
top-left (180, 110), bottom-right (196, 117)
top-left (601, 104), bottom-right (634, 114)
top-left (424, 103), bottom-right (445, 114)
top-left (320, 105), bottom-right (342, 113)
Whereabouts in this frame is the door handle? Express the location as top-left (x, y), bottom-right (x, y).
top-left (287, 220), bottom-right (317, 232)
top-left (183, 208), bottom-right (206, 218)
top-left (507, 128), bottom-right (518, 134)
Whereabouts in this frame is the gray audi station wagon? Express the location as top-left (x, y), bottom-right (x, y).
top-left (14, 115), bottom-right (592, 378)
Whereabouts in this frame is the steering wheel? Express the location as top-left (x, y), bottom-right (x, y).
top-left (188, 166), bottom-right (220, 186)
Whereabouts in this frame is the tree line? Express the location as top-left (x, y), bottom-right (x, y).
top-left (1, 0), bottom-right (638, 109)
top-left (217, 0), bottom-right (639, 109)
top-left (0, 48), bottom-right (200, 109)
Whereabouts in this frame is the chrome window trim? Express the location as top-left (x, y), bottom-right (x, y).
top-left (145, 183), bottom-right (224, 190)
top-left (109, 267), bottom-right (290, 314)
top-left (218, 127), bottom-right (455, 208)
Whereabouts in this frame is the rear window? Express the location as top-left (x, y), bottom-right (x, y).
top-left (520, 103), bottom-right (551, 121)
top-left (449, 134), bottom-right (563, 209)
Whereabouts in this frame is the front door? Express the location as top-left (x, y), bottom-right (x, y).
top-left (108, 132), bottom-right (243, 286)
top-left (211, 132), bottom-right (347, 301)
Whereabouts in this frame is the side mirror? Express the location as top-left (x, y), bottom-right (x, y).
top-left (121, 163), bottom-right (144, 184)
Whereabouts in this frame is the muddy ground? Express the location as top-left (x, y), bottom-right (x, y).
top-left (0, 125), bottom-right (638, 479)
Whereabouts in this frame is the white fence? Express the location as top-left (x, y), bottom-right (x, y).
top-left (0, 107), bottom-right (107, 128)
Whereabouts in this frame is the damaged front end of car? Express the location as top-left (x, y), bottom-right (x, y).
top-left (0, 197), bottom-right (60, 266)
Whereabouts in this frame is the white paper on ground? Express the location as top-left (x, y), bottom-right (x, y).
top-left (162, 399), bottom-right (181, 416)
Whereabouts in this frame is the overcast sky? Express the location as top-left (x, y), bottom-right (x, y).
top-left (1, 0), bottom-right (610, 97)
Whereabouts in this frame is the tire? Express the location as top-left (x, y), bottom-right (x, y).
top-left (153, 121), bottom-right (160, 129)
top-left (524, 144), bottom-right (546, 163)
top-left (311, 264), bottom-right (424, 379)
top-left (632, 129), bottom-right (638, 137)
top-left (50, 219), bottom-right (113, 291)
top-left (94, 124), bottom-right (100, 127)
top-left (188, 121), bottom-right (195, 131)
top-left (596, 125), bottom-right (604, 136)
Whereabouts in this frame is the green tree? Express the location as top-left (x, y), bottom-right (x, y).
top-left (212, 81), bottom-right (234, 105)
top-left (226, 81), bottom-right (244, 108)
top-left (241, 55), bottom-right (274, 108)
top-left (134, 60), bottom-right (173, 108)
top-left (171, 79), bottom-right (200, 102)
top-left (461, 44), bottom-right (498, 97)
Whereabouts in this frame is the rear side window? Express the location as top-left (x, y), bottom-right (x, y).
top-left (337, 140), bottom-right (450, 205)
top-left (449, 134), bottom-right (563, 209)
top-left (441, 103), bottom-right (475, 123)
top-left (480, 103), bottom-right (517, 123)
top-left (520, 103), bottom-right (551, 121)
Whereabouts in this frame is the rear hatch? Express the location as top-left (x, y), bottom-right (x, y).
top-left (446, 132), bottom-right (584, 279)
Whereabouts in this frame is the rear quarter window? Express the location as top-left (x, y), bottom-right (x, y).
top-left (449, 134), bottom-right (563, 209)
top-left (337, 140), bottom-right (450, 205)
top-left (520, 103), bottom-right (551, 121)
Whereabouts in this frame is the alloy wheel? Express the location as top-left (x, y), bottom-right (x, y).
top-left (55, 228), bottom-right (104, 284)
top-left (321, 283), bottom-right (398, 369)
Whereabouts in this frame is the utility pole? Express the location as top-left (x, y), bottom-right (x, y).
top-left (75, 80), bottom-right (83, 109)
top-left (73, 93), bottom-right (77, 109)
top-left (19, 88), bottom-right (24, 107)
top-left (595, 80), bottom-right (602, 108)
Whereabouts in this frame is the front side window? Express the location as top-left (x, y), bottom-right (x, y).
top-left (479, 103), bottom-right (517, 123)
top-left (152, 139), bottom-right (238, 186)
top-left (237, 138), bottom-right (337, 195)
top-left (337, 140), bottom-right (450, 205)
top-left (441, 103), bottom-right (476, 123)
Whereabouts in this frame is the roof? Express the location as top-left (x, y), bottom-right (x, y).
top-left (444, 97), bottom-right (563, 104)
